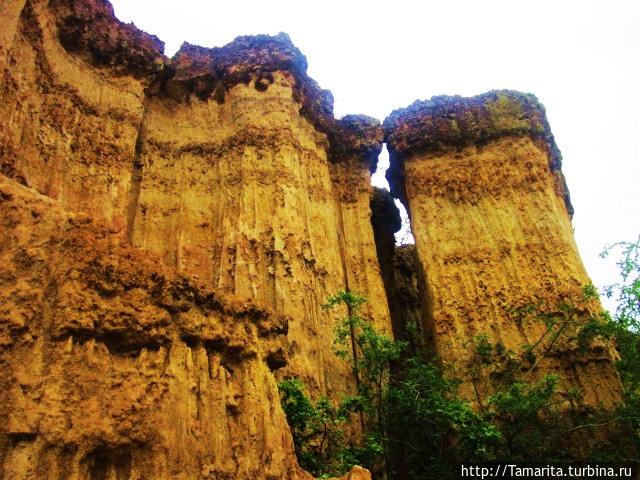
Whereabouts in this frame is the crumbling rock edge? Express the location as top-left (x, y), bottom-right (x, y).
top-left (52, 0), bottom-right (383, 169)
top-left (383, 90), bottom-right (574, 215)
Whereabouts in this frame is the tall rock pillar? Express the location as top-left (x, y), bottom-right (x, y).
top-left (384, 91), bottom-right (622, 408)
top-left (127, 36), bottom-right (393, 400)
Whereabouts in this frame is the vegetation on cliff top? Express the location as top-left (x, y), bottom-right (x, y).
top-left (279, 237), bottom-right (640, 478)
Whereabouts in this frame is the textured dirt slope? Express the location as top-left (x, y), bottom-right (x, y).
top-left (0, 177), bottom-right (310, 479)
top-left (385, 91), bottom-right (622, 408)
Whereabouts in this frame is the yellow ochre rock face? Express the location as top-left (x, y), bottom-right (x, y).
top-left (384, 92), bottom-right (622, 409)
top-left (0, 0), bottom-right (626, 478)
top-left (0, 0), bottom-right (386, 478)
top-left (0, 177), bottom-right (307, 479)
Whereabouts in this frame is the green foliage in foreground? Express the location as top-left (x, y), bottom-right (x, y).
top-left (278, 378), bottom-right (350, 476)
top-left (384, 358), bottom-right (500, 478)
top-left (279, 236), bottom-right (640, 478)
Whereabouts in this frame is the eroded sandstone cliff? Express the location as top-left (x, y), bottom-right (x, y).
top-left (0, 0), bottom-right (627, 477)
top-left (0, 0), bottom-right (384, 478)
top-left (384, 91), bottom-right (622, 408)
top-left (0, 177), bottom-right (305, 479)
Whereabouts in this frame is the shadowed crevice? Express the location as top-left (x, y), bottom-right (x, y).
top-left (125, 98), bottom-right (149, 244)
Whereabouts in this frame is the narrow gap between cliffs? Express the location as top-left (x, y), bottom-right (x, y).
top-left (370, 144), bottom-right (436, 356)
top-left (371, 144), bottom-right (414, 246)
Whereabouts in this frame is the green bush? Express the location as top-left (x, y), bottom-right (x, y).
top-left (277, 378), bottom-right (351, 477)
top-left (278, 236), bottom-right (640, 478)
top-left (385, 357), bottom-right (500, 478)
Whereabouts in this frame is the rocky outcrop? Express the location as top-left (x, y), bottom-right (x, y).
top-left (1, 0), bottom-right (628, 477)
top-left (384, 91), bottom-right (622, 408)
top-left (0, 177), bottom-right (306, 479)
top-left (0, 0), bottom-right (391, 478)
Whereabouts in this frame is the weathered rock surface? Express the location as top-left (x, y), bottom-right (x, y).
top-left (384, 91), bottom-right (622, 408)
top-left (1, 0), bottom-right (628, 477)
top-left (0, 177), bottom-right (309, 479)
top-left (0, 0), bottom-right (389, 478)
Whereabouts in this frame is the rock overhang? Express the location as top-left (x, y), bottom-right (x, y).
top-left (383, 90), bottom-right (562, 166)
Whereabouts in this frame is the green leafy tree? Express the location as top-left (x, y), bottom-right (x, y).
top-left (594, 237), bottom-right (640, 455)
top-left (466, 285), bottom-right (621, 461)
top-left (487, 374), bottom-right (572, 460)
top-left (326, 291), bottom-right (505, 478)
top-left (279, 237), bottom-right (640, 478)
top-left (278, 378), bottom-right (353, 477)
top-left (601, 237), bottom-right (640, 396)
top-left (385, 355), bottom-right (500, 478)
top-left (324, 290), bottom-right (404, 475)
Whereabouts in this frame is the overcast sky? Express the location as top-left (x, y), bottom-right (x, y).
top-left (110, 0), bottom-right (639, 308)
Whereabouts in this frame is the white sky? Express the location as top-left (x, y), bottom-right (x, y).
top-left (111, 0), bottom-right (640, 308)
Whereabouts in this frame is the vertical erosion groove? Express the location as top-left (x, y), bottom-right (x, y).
top-left (125, 99), bottom-right (149, 244)
top-left (333, 184), bottom-right (364, 430)
top-left (370, 187), bottom-right (436, 354)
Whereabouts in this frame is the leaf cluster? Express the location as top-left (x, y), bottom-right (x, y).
top-left (278, 378), bottom-right (360, 477)
top-left (280, 235), bottom-right (640, 478)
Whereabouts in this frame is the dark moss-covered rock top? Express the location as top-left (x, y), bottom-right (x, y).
top-left (383, 90), bottom-right (562, 169)
top-left (383, 90), bottom-right (573, 215)
top-left (53, 0), bottom-right (166, 78)
top-left (52, 0), bottom-right (383, 170)
top-left (161, 35), bottom-right (383, 169)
